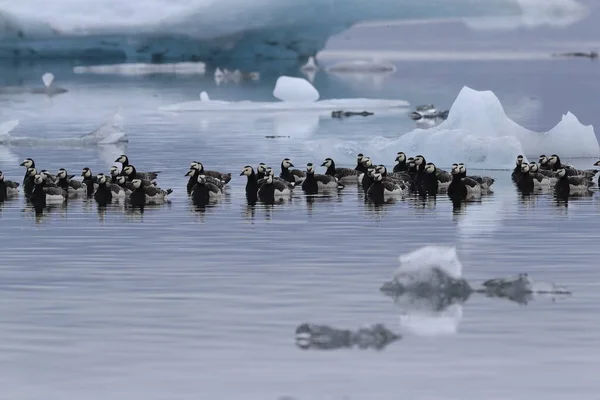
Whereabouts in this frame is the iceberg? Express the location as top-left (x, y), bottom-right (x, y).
top-left (160, 75), bottom-right (409, 114)
top-left (0, 111), bottom-right (128, 146)
top-left (0, 0), bottom-right (588, 67)
top-left (305, 86), bottom-right (599, 170)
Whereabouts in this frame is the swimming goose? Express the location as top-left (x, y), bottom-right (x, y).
top-left (538, 155), bottom-right (551, 170)
top-left (280, 158), bottom-right (306, 184)
top-left (457, 163), bottom-right (495, 190)
top-left (355, 154), bottom-right (366, 173)
top-left (554, 168), bottom-right (592, 198)
top-left (360, 167), bottom-right (377, 194)
top-left (240, 165), bottom-right (259, 202)
top-left (367, 172), bottom-right (405, 203)
top-left (19, 158), bottom-right (35, 184)
top-left (527, 163), bottom-right (553, 188)
top-left (256, 163), bottom-right (267, 180)
top-left (358, 157), bottom-right (374, 184)
top-left (448, 164), bottom-right (481, 200)
top-left (99, 173), bottom-right (126, 199)
top-left (109, 166), bottom-right (120, 183)
top-left (258, 174), bottom-right (293, 203)
top-left (23, 167), bottom-right (37, 197)
top-left (261, 167), bottom-right (295, 191)
top-left (421, 162), bottom-right (443, 195)
top-left (30, 174), bottom-right (67, 207)
top-left (94, 173), bottom-right (114, 205)
top-left (192, 174), bottom-right (223, 206)
top-left (81, 168), bottom-right (98, 197)
top-left (185, 167), bottom-right (224, 194)
top-left (122, 165), bottom-right (157, 186)
top-left (39, 170), bottom-right (59, 188)
top-left (302, 163), bottom-right (344, 194)
top-left (511, 155), bottom-right (525, 182)
top-left (549, 154), bottom-right (597, 178)
top-left (115, 155), bottom-right (161, 181)
top-left (516, 163), bottom-right (535, 193)
top-left (114, 175), bottom-right (133, 195)
top-left (190, 161), bottom-right (231, 184)
top-left (393, 152), bottom-right (408, 173)
top-left (129, 178), bottom-right (172, 207)
top-left (321, 158), bottom-right (360, 183)
top-left (0, 171), bottom-right (19, 201)
top-left (56, 168), bottom-right (87, 196)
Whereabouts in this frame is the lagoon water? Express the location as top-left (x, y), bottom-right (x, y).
top-left (1, 51), bottom-right (600, 399)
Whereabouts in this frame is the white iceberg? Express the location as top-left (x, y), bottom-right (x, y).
top-left (273, 76), bottom-right (319, 102)
top-left (0, 111), bottom-right (128, 146)
top-left (305, 86), bottom-right (599, 170)
top-left (0, 0), bottom-right (587, 65)
top-left (160, 75), bottom-right (409, 114)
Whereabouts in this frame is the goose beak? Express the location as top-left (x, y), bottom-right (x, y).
top-left (239, 171), bottom-right (245, 176)
top-left (320, 161), bottom-right (327, 167)
top-left (288, 163), bottom-right (295, 168)
top-left (19, 162), bottom-right (26, 166)
top-left (594, 160), bottom-right (600, 166)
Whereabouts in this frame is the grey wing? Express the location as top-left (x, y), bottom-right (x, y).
top-left (272, 180), bottom-right (289, 192)
top-left (206, 182), bottom-right (222, 194)
top-left (206, 176), bottom-right (224, 189)
top-left (67, 174), bottom-right (75, 180)
top-left (274, 177), bottom-right (294, 189)
top-left (69, 180), bottom-right (85, 189)
top-left (568, 176), bottom-right (592, 186)
top-left (109, 184), bottom-right (123, 194)
top-left (291, 169), bottom-right (306, 178)
top-left (315, 174), bottom-right (336, 184)
top-left (44, 187), bottom-right (66, 196)
top-left (6, 180), bottom-right (19, 189)
top-left (382, 180), bottom-right (403, 191)
top-left (335, 167), bottom-right (359, 179)
top-left (531, 173), bottom-right (546, 183)
top-left (257, 178), bottom-right (267, 186)
top-left (471, 175), bottom-right (495, 186)
top-left (388, 172), bottom-right (410, 181)
top-left (435, 170), bottom-right (452, 183)
top-left (461, 177), bottom-right (479, 187)
top-left (572, 168), bottom-right (598, 178)
top-left (144, 185), bottom-right (161, 196)
top-left (538, 169), bottom-right (554, 177)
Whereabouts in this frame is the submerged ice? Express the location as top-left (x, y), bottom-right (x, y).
top-left (0, 0), bottom-right (588, 66)
top-left (305, 86), bottom-right (599, 170)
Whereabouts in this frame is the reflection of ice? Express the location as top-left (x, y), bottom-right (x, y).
top-left (73, 62), bottom-right (206, 76)
top-left (457, 197), bottom-right (507, 242)
top-left (97, 143), bottom-right (128, 168)
top-left (399, 303), bottom-right (463, 337)
top-left (325, 60), bottom-right (397, 73)
top-left (0, 146), bottom-right (18, 164)
top-left (0, 111), bottom-right (127, 146)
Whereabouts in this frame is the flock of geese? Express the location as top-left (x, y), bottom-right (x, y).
top-left (1, 152), bottom-right (598, 211)
top-left (512, 154), bottom-right (599, 198)
top-left (0, 155), bottom-right (172, 209)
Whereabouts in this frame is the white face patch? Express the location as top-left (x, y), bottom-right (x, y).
top-left (363, 158), bottom-right (372, 167)
top-left (34, 175), bottom-right (43, 184)
top-left (415, 156), bottom-right (424, 165)
top-left (521, 164), bottom-right (529, 173)
top-left (266, 175), bottom-right (273, 184)
top-left (283, 159), bottom-right (292, 168)
top-left (123, 166), bottom-right (133, 175)
top-left (324, 159), bottom-right (332, 167)
top-left (110, 166), bottom-right (119, 175)
top-left (425, 164), bottom-right (435, 173)
top-left (132, 179), bottom-right (142, 188)
top-left (307, 165), bottom-right (314, 173)
top-left (22, 160), bottom-right (33, 168)
top-left (197, 174), bottom-right (206, 183)
top-left (557, 169), bottom-right (566, 177)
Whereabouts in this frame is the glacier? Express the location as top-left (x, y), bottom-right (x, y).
top-left (305, 86), bottom-right (599, 170)
top-left (0, 0), bottom-right (588, 67)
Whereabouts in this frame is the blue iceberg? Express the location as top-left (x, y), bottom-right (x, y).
top-left (0, 0), bottom-right (588, 68)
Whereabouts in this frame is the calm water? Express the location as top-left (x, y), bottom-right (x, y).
top-left (0, 57), bottom-right (600, 400)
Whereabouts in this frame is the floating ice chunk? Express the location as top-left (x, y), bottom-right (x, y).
top-left (395, 245), bottom-right (463, 280)
top-left (325, 60), bottom-right (397, 73)
top-left (0, 111), bottom-right (127, 146)
top-left (41, 72), bottom-right (54, 87)
top-left (399, 304), bottom-right (463, 337)
top-left (200, 91), bottom-right (210, 102)
top-left (273, 76), bottom-right (319, 102)
top-left (73, 62), bottom-right (206, 76)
